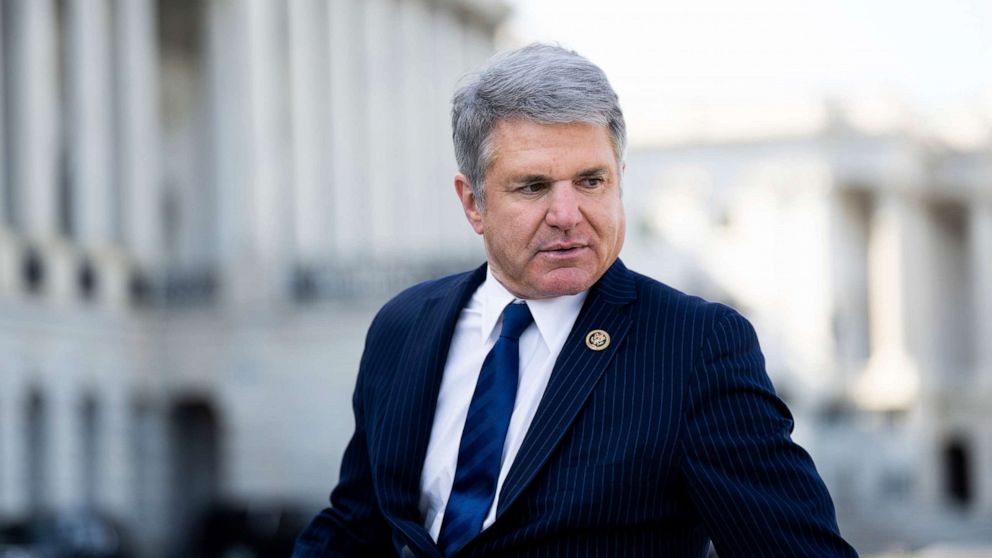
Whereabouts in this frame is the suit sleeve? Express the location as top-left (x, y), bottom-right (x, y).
top-left (680, 309), bottom-right (858, 558)
top-left (293, 323), bottom-right (395, 557)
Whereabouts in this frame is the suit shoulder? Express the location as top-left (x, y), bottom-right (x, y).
top-left (381, 269), bottom-right (473, 309)
top-left (625, 268), bottom-right (743, 328)
top-left (369, 269), bottom-right (476, 331)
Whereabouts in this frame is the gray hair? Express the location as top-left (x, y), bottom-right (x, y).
top-left (451, 43), bottom-right (626, 210)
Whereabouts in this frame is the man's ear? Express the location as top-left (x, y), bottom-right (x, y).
top-left (455, 173), bottom-right (484, 235)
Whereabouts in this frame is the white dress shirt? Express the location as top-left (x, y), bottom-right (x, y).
top-left (419, 269), bottom-right (587, 541)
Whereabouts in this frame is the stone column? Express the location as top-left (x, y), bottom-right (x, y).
top-left (66, 0), bottom-right (130, 308)
top-left (117, 0), bottom-right (161, 271)
top-left (855, 191), bottom-right (923, 410)
top-left (288, 0), bottom-right (332, 266)
top-left (827, 188), bottom-right (872, 386)
top-left (971, 201), bottom-right (992, 389)
top-left (859, 189), bottom-right (944, 509)
top-left (432, 8), bottom-right (475, 260)
top-left (979, 426), bottom-right (992, 517)
top-left (245, 0), bottom-right (290, 287)
top-left (396, 0), bottom-right (436, 261)
top-left (975, 196), bottom-right (992, 517)
top-left (98, 382), bottom-right (131, 517)
top-left (0, 15), bottom-right (15, 307)
top-left (0, 0), bottom-right (7, 229)
top-left (328, 0), bottom-right (368, 263)
top-left (6, 0), bottom-right (59, 240)
top-left (0, 367), bottom-right (27, 516)
top-left (65, 0), bottom-right (113, 248)
top-left (211, 0), bottom-right (291, 306)
top-left (6, 0), bottom-right (80, 303)
top-left (47, 376), bottom-right (84, 509)
top-left (0, 237), bottom-right (16, 296)
top-left (364, 0), bottom-right (399, 262)
top-left (206, 0), bottom-right (246, 292)
top-left (130, 399), bottom-right (170, 557)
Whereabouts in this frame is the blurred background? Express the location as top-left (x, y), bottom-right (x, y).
top-left (0, 0), bottom-right (990, 556)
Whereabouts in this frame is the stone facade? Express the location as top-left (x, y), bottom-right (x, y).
top-left (0, 0), bottom-right (502, 555)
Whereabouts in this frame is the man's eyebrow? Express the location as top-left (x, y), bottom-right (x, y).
top-left (511, 174), bottom-right (553, 184)
top-left (511, 168), bottom-right (611, 184)
top-left (576, 167), bottom-right (610, 178)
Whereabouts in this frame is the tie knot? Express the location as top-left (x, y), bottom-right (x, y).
top-left (499, 302), bottom-right (533, 340)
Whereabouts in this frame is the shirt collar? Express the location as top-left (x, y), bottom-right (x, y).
top-left (479, 267), bottom-right (588, 350)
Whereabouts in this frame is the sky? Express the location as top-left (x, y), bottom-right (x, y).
top-left (499, 0), bottom-right (992, 144)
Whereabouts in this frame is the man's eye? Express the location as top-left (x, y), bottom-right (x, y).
top-left (519, 183), bottom-right (547, 193)
top-left (580, 177), bottom-right (604, 188)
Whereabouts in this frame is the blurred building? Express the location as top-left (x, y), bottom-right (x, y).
top-left (621, 98), bottom-right (992, 553)
top-left (0, 0), bottom-right (502, 555)
top-left (3, 0), bottom-right (990, 554)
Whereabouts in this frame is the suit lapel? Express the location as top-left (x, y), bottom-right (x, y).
top-left (495, 259), bottom-right (637, 519)
top-left (373, 265), bottom-right (487, 557)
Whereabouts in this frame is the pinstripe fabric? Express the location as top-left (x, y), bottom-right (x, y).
top-left (293, 260), bottom-right (858, 558)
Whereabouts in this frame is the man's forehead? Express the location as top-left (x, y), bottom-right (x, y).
top-left (487, 119), bottom-right (619, 173)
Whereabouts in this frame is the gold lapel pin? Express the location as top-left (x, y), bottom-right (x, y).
top-left (585, 329), bottom-right (610, 351)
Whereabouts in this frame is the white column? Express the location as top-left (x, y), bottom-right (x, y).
top-left (0, 237), bottom-right (16, 296)
top-left (0, 368), bottom-right (27, 515)
top-left (246, 0), bottom-right (290, 273)
top-left (827, 188), bottom-right (871, 382)
top-left (900, 192), bottom-right (945, 509)
top-left (47, 379), bottom-right (84, 509)
top-left (117, 0), bottom-right (161, 269)
top-left (397, 0), bottom-right (436, 261)
top-left (130, 400), bottom-right (170, 556)
top-left (99, 383), bottom-right (131, 516)
top-left (66, 0), bottom-right (132, 308)
top-left (0, 12), bottom-right (15, 306)
top-left (66, 0), bottom-right (113, 248)
top-left (0, 0), bottom-right (7, 229)
top-left (972, 201), bottom-right (992, 388)
top-left (980, 426), bottom-right (992, 517)
top-left (6, 0), bottom-right (79, 304)
top-left (432, 8), bottom-right (474, 260)
top-left (207, 0), bottom-right (249, 283)
top-left (6, 0), bottom-right (60, 240)
top-left (328, 0), bottom-right (369, 263)
top-left (210, 0), bottom-right (291, 306)
top-left (855, 192), bottom-right (922, 410)
top-left (288, 0), bottom-right (332, 266)
top-left (364, 0), bottom-right (399, 261)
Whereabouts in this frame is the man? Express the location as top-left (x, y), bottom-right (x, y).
top-left (294, 44), bottom-right (857, 557)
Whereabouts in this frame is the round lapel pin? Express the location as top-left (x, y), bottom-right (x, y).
top-left (585, 329), bottom-right (610, 351)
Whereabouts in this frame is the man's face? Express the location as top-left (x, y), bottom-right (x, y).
top-left (456, 119), bottom-right (626, 299)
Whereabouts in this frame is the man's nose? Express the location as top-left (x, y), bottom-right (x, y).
top-left (545, 182), bottom-right (582, 230)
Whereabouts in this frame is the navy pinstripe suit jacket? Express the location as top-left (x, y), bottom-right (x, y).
top-left (294, 260), bottom-right (857, 557)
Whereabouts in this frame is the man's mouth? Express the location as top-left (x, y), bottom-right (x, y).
top-left (539, 243), bottom-right (588, 257)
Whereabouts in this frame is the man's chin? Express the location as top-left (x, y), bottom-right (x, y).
top-left (527, 267), bottom-right (597, 299)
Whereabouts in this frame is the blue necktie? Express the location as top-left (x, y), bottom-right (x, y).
top-left (438, 302), bottom-right (533, 556)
